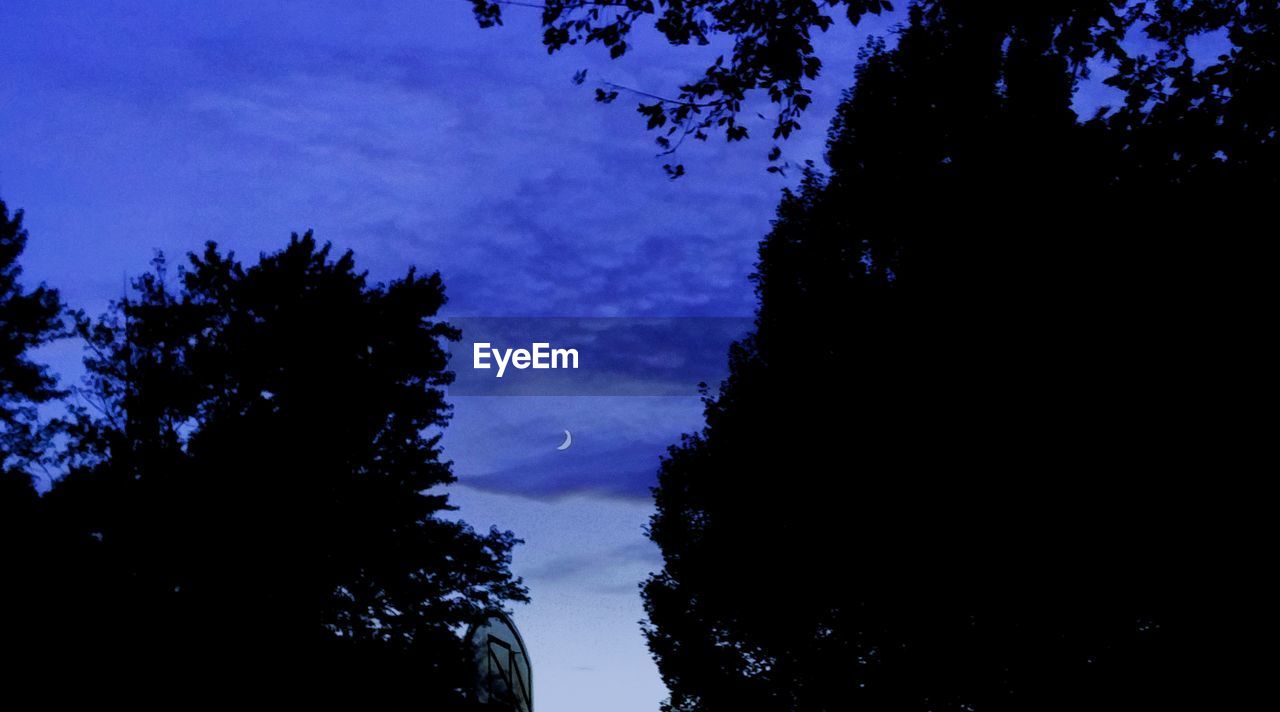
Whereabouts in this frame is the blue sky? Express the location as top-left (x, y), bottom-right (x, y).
top-left (0, 3), bottom-right (889, 709)
top-left (0, 2), bottom-right (1180, 710)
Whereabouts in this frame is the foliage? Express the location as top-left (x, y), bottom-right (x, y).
top-left (471, 0), bottom-right (1152, 174)
top-left (9, 233), bottom-right (526, 706)
top-left (473, 0), bottom-right (902, 174)
top-left (0, 200), bottom-right (64, 474)
top-left (642, 2), bottom-right (1270, 710)
top-left (0, 200), bottom-right (63, 595)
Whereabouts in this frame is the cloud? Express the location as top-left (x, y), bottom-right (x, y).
top-left (458, 425), bottom-right (672, 500)
top-left (445, 395), bottom-right (705, 501)
top-left (523, 540), bottom-right (661, 584)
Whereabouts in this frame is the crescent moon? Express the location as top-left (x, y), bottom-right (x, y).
top-left (557, 430), bottom-right (573, 451)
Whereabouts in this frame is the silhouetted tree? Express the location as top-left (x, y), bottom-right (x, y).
top-left (22, 235), bottom-right (526, 708)
top-left (472, 0), bottom-right (902, 175)
top-left (471, 0), bottom-right (1140, 175)
top-left (0, 199), bottom-right (63, 479)
top-left (643, 2), bottom-right (1268, 711)
top-left (0, 199), bottom-right (63, 635)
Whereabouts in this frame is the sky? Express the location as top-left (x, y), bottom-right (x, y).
top-left (0, 3), bottom-right (896, 709)
top-left (0, 2), bottom-right (1171, 710)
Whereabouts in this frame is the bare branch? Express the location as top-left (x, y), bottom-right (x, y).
top-left (601, 81), bottom-right (731, 110)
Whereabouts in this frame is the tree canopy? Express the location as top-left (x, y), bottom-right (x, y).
top-left (6, 232), bottom-right (526, 708)
top-left (0, 200), bottom-right (64, 606)
top-left (473, 0), bottom-right (1274, 178)
top-left (642, 2), bottom-right (1269, 710)
top-left (0, 200), bottom-right (63, 478)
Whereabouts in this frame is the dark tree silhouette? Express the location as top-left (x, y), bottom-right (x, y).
top-left (0, 199), bottom-right (63, 479)
top-left (472, 0), bottom-right (903, 174)
top-left (470, 0), bottom-right (1143, 175)
top-left (0, 199), bottom-right (64, 634)
top-left (15, 235), bottom-right (526, 708)
top-left (643, 2), bottom-right (1269, 711)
